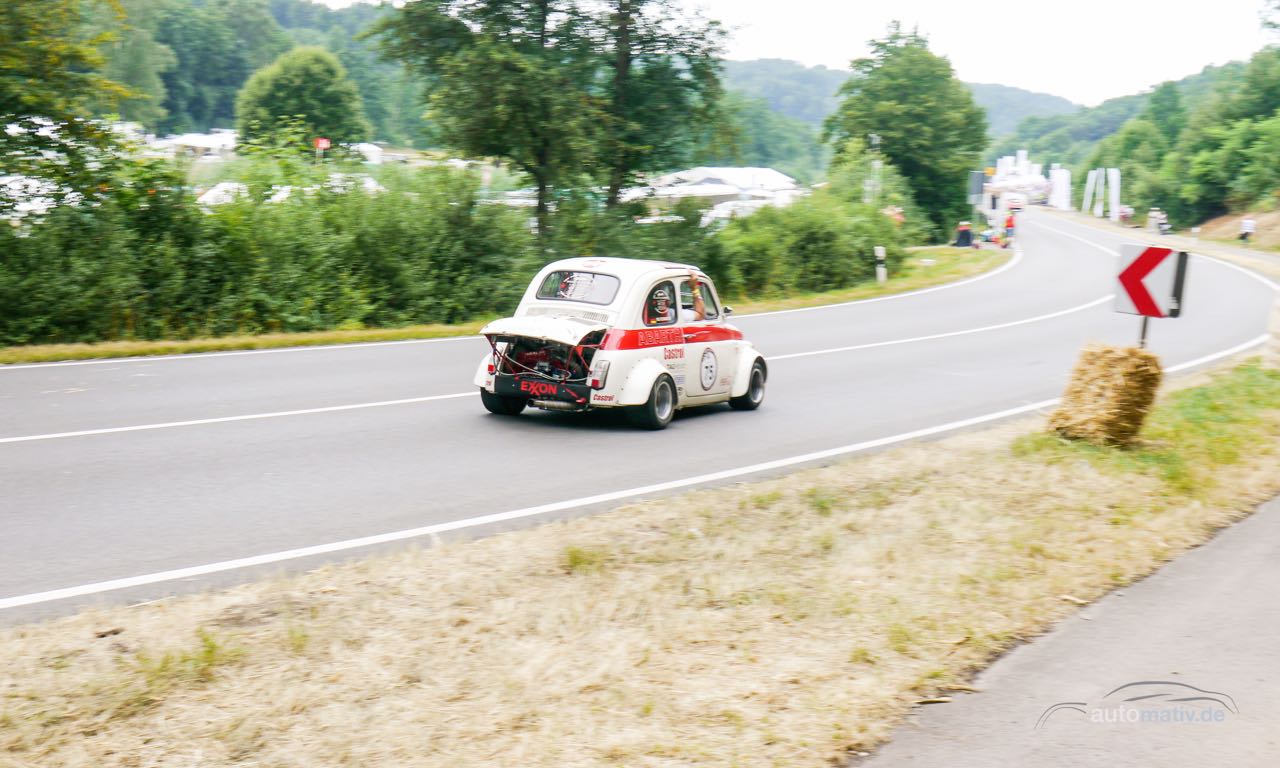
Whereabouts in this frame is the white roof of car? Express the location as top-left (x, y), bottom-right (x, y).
top-left (540, 256), bottom-right (701, 281)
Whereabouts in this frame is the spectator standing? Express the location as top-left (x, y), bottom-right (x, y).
top-left (1240, 216), bottom-right (1257, 244)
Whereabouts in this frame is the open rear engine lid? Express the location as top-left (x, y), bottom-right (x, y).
top-left (480, 314), bottom-right (610, 346)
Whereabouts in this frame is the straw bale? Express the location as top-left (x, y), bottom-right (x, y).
top-left (1048, 344), bottom-right (1162, 445)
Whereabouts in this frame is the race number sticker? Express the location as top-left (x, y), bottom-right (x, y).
top-left (699, 348), bottom-right (717, 391)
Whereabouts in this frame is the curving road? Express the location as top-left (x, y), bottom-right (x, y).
top-left (1, 209), bottom-right (1275, 621)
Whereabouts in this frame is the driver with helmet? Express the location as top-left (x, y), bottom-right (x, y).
top-left (645, 270), bottom-right (706, 325)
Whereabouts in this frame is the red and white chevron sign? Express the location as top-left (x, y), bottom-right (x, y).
top-left (1115, 245), bottom-right (1189, 318)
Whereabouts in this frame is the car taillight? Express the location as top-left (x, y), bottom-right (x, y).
top-left (589, 359), bottom-right (610, 390)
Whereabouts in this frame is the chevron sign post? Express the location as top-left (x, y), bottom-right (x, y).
top-left (1115, 245), bottom-right (1189, 348)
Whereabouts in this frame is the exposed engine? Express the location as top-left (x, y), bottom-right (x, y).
top-left (489, 330), bottom-right (605, 385)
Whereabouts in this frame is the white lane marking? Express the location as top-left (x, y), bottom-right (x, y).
top-left (0, 334), bottom-right (488, 371)
top-left (1165, 334), bottom-right (1271, 372)
top-left (769, 294), bottom-right (1115, 361)
top-left (0, 392), bottom-right (476, 445)
top-left (5, 331), bottom-right (1270, 613)
top-left (1032, 221), bottom-right (1120, 257)
top-left (743, 249), bottom-right (1023, 318)
top-left (0, 251), bottom-right (1023, 371)
top-left (0, 295), bottom-right (1109, 444)
top-left (0, 398), bottom-right (1060, 611)
top-left (1036, 219), bottom-right (1280, 293)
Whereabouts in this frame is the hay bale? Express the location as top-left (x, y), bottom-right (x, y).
top-left (1048, 344), bottom-right (1162, 445)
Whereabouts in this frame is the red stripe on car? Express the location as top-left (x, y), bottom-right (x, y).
top-left (601, 324), bottom-right (744, 351)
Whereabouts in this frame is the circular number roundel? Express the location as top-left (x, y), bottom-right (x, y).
top-left (699, 348), bottom-right (718, 391)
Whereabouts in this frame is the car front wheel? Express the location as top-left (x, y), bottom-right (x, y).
top-left (729, 359), bottom-right (766, 411)
top-left (480, 388), bottom-right (526, 416)
top-left (629, 374), bottom-right (676, 430)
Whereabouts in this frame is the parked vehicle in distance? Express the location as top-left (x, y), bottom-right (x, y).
top-left (474, 257), bottom-right (767, 429)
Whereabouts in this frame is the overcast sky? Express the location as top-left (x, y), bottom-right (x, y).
top-left (322, 0), bottom-right (1275, 106)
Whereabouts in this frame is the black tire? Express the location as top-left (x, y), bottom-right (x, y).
top-left (729, 359), bottom-right (767, 411)
top-left (480, 387), bottom-right (526, 416)
top-left (629, 375), bottom-right (676, 430)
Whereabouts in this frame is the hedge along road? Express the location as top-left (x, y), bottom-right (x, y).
top-left (1, 207), bottom-right (1275, 621)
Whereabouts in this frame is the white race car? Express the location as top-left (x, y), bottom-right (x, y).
top-left (474, 257), bottom-right (767, 429)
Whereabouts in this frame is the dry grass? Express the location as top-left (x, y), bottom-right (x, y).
top-left (0, 248), bottom-right (1006, 365)
top-left (1197, 208), bottom-right (1280, 251)
top-left (2, 362), bottom-right (1278, 767)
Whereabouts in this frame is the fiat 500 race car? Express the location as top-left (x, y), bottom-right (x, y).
top-left (474, 257), bottom-right (767, 429)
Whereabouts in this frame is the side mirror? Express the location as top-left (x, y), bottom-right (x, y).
top-left (723, 306), bottom-right (733, 316)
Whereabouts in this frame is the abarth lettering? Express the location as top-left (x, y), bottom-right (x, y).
top-left (664, 346), bottom-right (684, 360)
top-left (638, 328), bottom-right (683, 348)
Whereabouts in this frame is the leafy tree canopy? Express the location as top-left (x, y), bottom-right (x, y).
top-left (823, 23), bottom-right (987, 236)
top-left (0, 0), bottom-right (130, 216)
top-left (235, 46), bottom-right (372, 146)
top-left (597, 0), bottom-right (726, 205)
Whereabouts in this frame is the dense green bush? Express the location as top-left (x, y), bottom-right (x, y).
top-left (711, 192), bottom-right (906, 298)
top-left (0, 161), bottom-right (536, 345)
top-left (1, 155), bottom-right (913, 346)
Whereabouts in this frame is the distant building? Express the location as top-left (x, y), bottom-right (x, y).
top-left (623, 166), bottom-right (804, 222)
top-left (151, 130), bottom-right (237, 160)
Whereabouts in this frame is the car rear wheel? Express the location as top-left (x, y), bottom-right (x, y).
top-left (629, 375), bottom-right (676, 430)
top-left (480, 388), bottom-right (526, 416)
top-left (729, 359), bottom-right (766, 411)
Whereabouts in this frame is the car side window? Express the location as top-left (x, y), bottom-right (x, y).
top-left (642, 280), bottom-right (678, 327)
top-left (680, 278), bottom-right (718, 321)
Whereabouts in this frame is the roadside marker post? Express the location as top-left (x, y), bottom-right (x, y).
top-left (313, 136), bottom-right (331, 163)
top-left (1115, 245), bottom-right (1189, 348)
top-left (874, 246), bottom-right (887, 285)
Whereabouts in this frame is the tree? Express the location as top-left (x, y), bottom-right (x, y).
top-left (823, 23), bottom-right (986, 236)
top-left (1142, 81), bottom-right (1186, 144)
top-left (596, 0), bottom-right (725, 206)
top-left (235, 47), bottom-right (372, 145)
top-left (0, 0), bottom-right (129, 217)
top-left (91, 0), bottom-right (178, 128)
top-left (692, 92), bottom-right (828, 184)
top-left (372, 0), bottom-right (601, 237)
top-left (154, 0), bottom-right (290, 133)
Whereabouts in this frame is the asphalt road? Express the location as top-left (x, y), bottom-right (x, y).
top-left (856, 497), bottom-right (1280, 767)
top-left (1, 209), bottom-right (1275, 621)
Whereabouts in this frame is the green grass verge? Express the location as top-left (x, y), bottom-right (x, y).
top-left (721, 246), bottom-right (1008, 315)
top-left (0, 320), bottom-right (497, 366)
top-left (0, 246), bottom-right (1007, 365)
top-left (1014, 362), bottom-right (1280, 496)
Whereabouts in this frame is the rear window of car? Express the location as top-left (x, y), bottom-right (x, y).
top-left (536, 271), bottom-right (621, 305)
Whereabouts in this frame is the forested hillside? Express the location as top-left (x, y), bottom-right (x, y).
top-left (95, 0), bottom-right (428, 146)
top-left (1079, 48), bottom-right (1280, 226)
top-left (721, 59), bottom-right (848, 127)
top-left (967, 83), bottom-right (1078, 137)
top-left (721, 59), bottom-right (1089, 148)
top-left (988, 62), bottom-right (1242, 168)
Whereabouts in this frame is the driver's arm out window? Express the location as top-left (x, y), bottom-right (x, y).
top-left (680, 279), bottom-right (718, 320)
